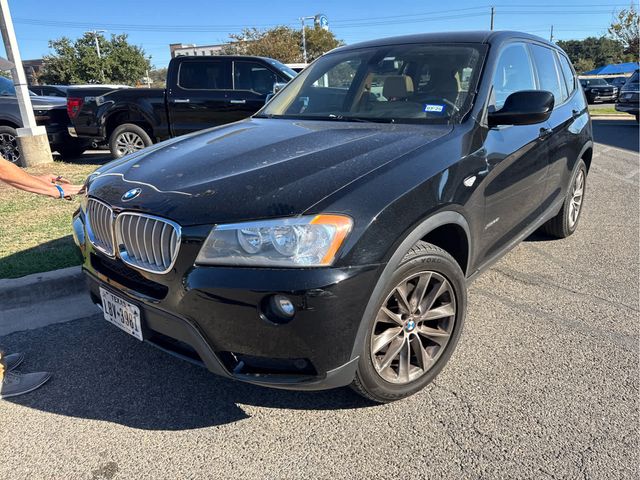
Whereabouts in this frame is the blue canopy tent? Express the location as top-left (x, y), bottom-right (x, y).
top-left (583, 62), bottom-right (639, 75)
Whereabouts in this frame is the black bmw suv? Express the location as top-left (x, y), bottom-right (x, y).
top-left (74, 31), bottom-right (592, 402)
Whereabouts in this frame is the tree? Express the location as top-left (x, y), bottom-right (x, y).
top-left (39, 32), bottom-right (151, 85)
top-left (222, 26), bottom-right (343, 63)
top-left (557, 36), bottom-right (627, 72)
top-left (608, 4), bottom-right (640, 60)
top-left (148, 67), bottom-right (167, 88)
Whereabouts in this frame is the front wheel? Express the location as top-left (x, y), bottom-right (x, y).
top-left (109, 123), bottom-right (153, 159)
top-left (0, 126), bottom-right (21, 164)
top-left (351, 241), bottom-right (467, 403)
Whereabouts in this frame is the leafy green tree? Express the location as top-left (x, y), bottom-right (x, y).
top-left (148, 67), bottom-right (167, 88)
top-left (608, 4), bottom-right (640, 59)
top-left (222, 26), bottom-right (343, 63)
top-left (39, 33), bottom-right (151, 85)
top-left (557, 36), bottom-right (627, 71)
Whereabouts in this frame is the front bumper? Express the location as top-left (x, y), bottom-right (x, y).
top-left (75, 214), bottom-right (381, 391)
top-left (615, 102), bottom-right (640, 114)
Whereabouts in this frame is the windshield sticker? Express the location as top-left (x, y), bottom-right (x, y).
top-left (424, 104), bottom-right (446, 114)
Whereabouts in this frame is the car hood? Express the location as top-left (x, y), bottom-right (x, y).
top-left (89, 118), bottom-right (452, 226)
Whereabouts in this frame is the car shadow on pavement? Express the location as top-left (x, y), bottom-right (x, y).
top-left (54, 150), bottom-right (113, 166)
top-left (591, 119), bottom-right (640, 153)
top-left (2, 316), bottom-right (375, 430)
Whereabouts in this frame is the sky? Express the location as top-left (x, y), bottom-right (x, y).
top-left (0, 0), bottom-right (633, 68)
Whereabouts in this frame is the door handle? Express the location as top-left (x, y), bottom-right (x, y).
top-left (539, 127), bottom-right (553, 139)
top-left (172, 98), bottom-right (190, 103)
top-left (572, 109), bottom-right (581, 119)
top-left (229, 99), bottom-right (246, 104)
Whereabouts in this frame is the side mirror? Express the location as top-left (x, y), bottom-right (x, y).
top-left (272, 82), bottom-right (287, 94)
top-left (488, 90), bottom-right (554, 127)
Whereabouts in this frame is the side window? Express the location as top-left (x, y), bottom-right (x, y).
top-left (178, 61), bottom-right (232, 90)
top-left (312, 59), bottom-right (361, 89)
top-left (530, 44), bottom-right (566, 105)
top-left (491, 43), bottom-right (536, 110)
top-left (557, 53), bottom-right (576, 95)
top-left (234, 62), bottom-right (278, 95)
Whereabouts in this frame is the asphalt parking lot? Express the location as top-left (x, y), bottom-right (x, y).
top-left (0, 119), bottom-right (638, 479)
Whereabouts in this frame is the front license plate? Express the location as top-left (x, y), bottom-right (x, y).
top-left (100, 287), bottom-right (143, 341)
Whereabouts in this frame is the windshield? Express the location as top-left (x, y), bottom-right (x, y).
top-left (258, 43), bottom-right (487, 124)
top-left (267, 59), bottom-right (297, 79)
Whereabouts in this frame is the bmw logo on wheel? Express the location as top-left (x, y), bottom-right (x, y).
top-left (122, 188), bottom-right (142, 202)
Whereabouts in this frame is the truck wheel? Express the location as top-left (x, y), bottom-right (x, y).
top-left (540, 159), bottom-right (587, 239)
top-left (351, 241), bottom-right (467, 403)
top-left (109, 123), bottom-right (153, 159)
top-left (0, 126), bottom-right (21, 164)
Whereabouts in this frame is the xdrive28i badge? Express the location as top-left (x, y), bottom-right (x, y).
top-left (122, 188), bottom-right (142, 202)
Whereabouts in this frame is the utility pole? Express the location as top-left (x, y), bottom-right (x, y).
top-left (86, 29), bottom-right (105, 82)
top-left (490, 6), bottom-right (495, 31)
top-left (0, 0), bottom-right (52, 166)
top-left (549, 25), bottom-right (554, 42)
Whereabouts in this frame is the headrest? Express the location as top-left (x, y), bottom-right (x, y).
top-left (383, 75), bottom-right (414, 99)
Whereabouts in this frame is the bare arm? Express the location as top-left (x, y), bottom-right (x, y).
top-left (0, 158), bottom-right (83, 198)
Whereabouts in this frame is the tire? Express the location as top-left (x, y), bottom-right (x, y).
top-left (540, 159), bottom-right (587, 239)
top-left (0, 126), bottom-right (21, 164)
top-left (55, 142), bottom-right (87, 160)
top-left (351, 241), bottom-right (467, 403)
top-left (109, 123), bottom-right (153, 159)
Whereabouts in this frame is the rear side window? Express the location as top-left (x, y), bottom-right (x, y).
top-left (491, 43), bottom-right (536, 110)
top-left (178, 61), bottom-right (232, 90)
top-left (530, 44), bottom-right (566, 105)
top-left (557, 53), bottom-right (576, 95)
top-left (234, 62), bottom-right (278, 95)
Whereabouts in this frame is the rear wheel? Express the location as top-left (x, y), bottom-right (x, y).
top-left (0, 126), bottom-right (20, 164)
top-left (540, 159), bottom-right (587, 238)
top-left (109, 123), bottom-right (153, 159)
top-left (351, 241), bottom-right (467, 403)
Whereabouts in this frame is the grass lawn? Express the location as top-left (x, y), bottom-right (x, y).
top-left (0, 160), bottom-right (99, 279)
top-left (588, 105), bottom-right (628, 115)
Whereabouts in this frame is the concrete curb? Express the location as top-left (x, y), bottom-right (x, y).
top-left (591, 114), bottom-right (636, 120)
top-left (0, 266), bottom-right (100, 336)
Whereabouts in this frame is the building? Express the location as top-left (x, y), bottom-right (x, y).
top-left (22, 58), bottom-right (43, 84)
top-left (169, 43), bottom-right (226, 58)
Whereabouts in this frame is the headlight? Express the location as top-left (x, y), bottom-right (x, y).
top-left (195, 214), bottom-right (353, 267)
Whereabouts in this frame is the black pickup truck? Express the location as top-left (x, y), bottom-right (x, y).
top-left (68, 56), bottom-right (296, 158)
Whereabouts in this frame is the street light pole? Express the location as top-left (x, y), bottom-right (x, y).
top-left (0, 0), bottom-right (52, 166)
top-left (299, 16), bottom-right (314, 64)
top-left (86, 29), bottom-right (106, 82)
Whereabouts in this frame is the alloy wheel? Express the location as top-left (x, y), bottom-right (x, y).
top-left (370, 271), bottom-right (456, 384)
top-left (0, 132), bottom-right (20, 163)
top-left (568, 169), bottom-right (584, 228)
top-left (115, 132), bottom-right (146, 156)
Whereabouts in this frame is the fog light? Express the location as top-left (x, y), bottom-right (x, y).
top-left (261, 294), bottom-right (297, 324)
top-left (273, 295), bottom-right (295, 317)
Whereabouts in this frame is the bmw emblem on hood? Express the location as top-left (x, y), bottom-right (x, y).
top-left (122, 188), bottom-right (142, 202)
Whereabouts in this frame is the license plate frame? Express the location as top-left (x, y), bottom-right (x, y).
top-left (99, 287), bottom-right (143, 341)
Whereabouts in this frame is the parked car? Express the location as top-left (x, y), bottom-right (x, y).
top-left (0, 77), bottom-right (90, 162)
top-left (605, 76), bottom-right (629, 91)
top-left (30, 84), bottom-right (130, 98)
top-left (615, 70), bottom-right (639, 122)
top-left (67, 56), bottom-right (296, 159)
top-left (74, 31), bottom-right (592, 402)
top-left (286, 63), bottom-right (308, 73)
top-left (579, 78), bottom-right (618, 103)
top-left (29, 85), bottom-right (69, 97)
